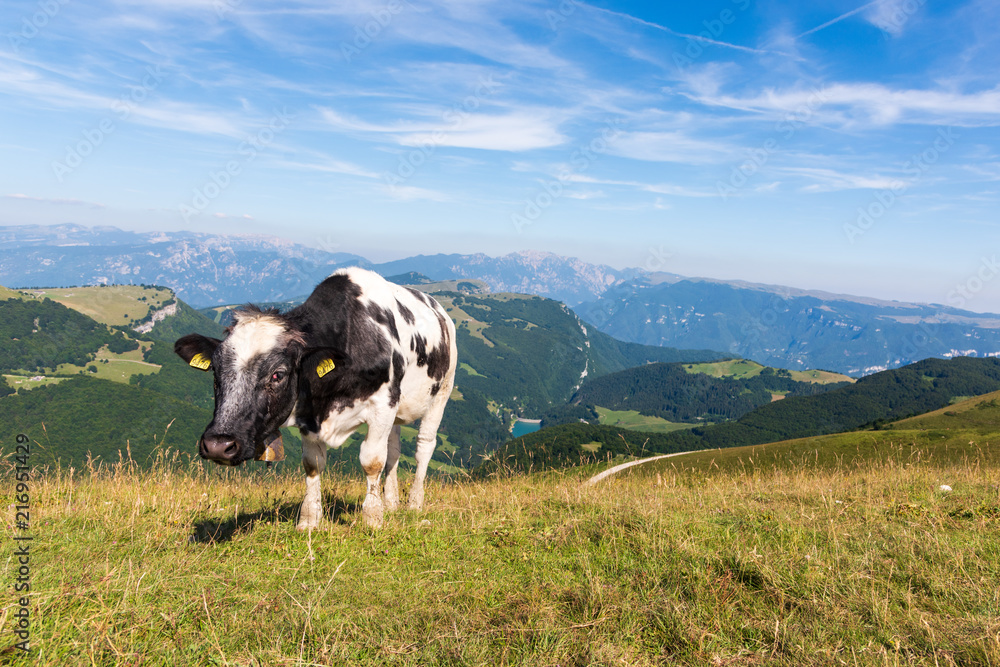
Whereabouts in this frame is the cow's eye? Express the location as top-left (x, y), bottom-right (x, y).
top-left (271, 371), bottom-right (285, 383)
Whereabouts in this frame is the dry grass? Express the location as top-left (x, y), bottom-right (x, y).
top-left (2, 446), bottom-right (999, 665)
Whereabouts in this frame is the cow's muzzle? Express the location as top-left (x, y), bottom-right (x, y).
top-left (199, 433), bottom-right (242, 466)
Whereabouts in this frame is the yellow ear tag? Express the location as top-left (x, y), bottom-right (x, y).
top-left (189, 353), bottom-right (212, 371)
top-left (316, 358), bottom-right (336, 378)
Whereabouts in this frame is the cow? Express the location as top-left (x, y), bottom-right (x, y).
top-left (174, 267), bottom-right (458, 529)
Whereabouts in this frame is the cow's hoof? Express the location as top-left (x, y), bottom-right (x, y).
top-left (362, 504), bottom-right (383, 528)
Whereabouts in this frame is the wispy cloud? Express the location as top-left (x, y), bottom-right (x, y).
top-left (563, 174), bottom-right (717, 198)
top-left (382, 184), bottom-right (452, 202)
top-left (778, 167), bottom-right (902, 192)
top-left (320, 107), bottom-right (567, 151)
top-left (606, 131), bottom-right (733, 164)
top-left (689, 83), bottom-right (1000, 127)
top-left (5, 194), bottom-right (106, 208)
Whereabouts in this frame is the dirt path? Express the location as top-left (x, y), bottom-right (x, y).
top-left (585, 452), bottom-right (693, 485)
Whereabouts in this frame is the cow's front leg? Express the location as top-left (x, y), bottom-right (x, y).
top-left (358, 419), bottom-right (394, 528)
top-left (383, 424), bottom-right (402, 511)
top-left (297, 433), bottom-right (327, 531)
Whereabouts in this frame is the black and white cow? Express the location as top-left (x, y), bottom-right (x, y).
top-left (174, 267), bottom-right (457, 529)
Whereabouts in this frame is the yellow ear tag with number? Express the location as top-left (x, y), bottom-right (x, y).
top-left (189, 353), bottom-right (212, 371)
top-left (316, 358), bottom-right (336, 378)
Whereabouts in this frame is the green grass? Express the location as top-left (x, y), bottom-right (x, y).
top-left (683, 360), bottom-right (853, 385)
top-left (6, 440), bottom-right (1000, 666)
top-left (788, 368), bottom-right (855, 384)
top-left (595, 406), bottom-right (699, 433)
top-left (458, 362), bottom-right (485, 377)
top-left (2, 374), bottom-right (68, 392)
top-left (683, 359), bottom-right (766, 379)
top-left (52, 342), bottom-right (160, 384)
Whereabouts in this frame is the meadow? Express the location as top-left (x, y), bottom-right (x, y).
top-left (3, 433), bottom-right (999, 666)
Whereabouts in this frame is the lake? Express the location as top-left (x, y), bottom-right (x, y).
top-left (511, 419), bottom-right (541, 438)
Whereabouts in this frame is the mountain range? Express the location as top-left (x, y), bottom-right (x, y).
top-left (4, 224), bottom-right (999, 376)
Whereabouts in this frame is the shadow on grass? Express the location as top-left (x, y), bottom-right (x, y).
top-left (190, 493), bottom-right (361, 543)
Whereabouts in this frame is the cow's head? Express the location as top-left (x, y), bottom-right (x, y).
top-left (174, 308), bottom-right (306, 466)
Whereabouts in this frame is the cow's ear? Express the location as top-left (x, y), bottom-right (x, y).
top-left (174, 334), bottom-right (221, 371)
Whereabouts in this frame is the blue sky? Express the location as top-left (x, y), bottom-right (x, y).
top-left (2, 0), bottom-right (999, 311)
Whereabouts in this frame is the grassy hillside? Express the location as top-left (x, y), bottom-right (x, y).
top-left (489, 357), bottom-right (1000, 473)
top-left (4, 442), bottom-right (999, 665)
top-left (567, 361), bottom-right (850, 424)
top-left (18, 284), bottom-right (173, 326)
top-left (0, 296), bottom-right (127, 373)
top-left (0, 377), bottom-right (213, 466)
top-left (605, 390), bottom-right (1000, 481)
top-left (595, 407), bottom-right (699, 434)
top-left (683, 359), bottom-right (853, 385)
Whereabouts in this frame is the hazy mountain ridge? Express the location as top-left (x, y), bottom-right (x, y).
top-left (577, 277), bottom-right (1000, 376)
top-left (371, 250), bottom-right (640, 306)
top-left (5, 224), bottom-right (1000, 376)
top-left (0, 225), bottom-right (366, 307)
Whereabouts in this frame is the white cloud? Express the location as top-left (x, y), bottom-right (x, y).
top-left (273, 158), bottom-right (380, 179)
top-left (4, 194), bottom-right (106, 208)
top-left (777, 167), bottom-right (902, 192)
top-left (690, 83), bottom-right (1000, 127)
top-left (563, 173), bottom-right (717, 197)
top-left (381, 184), bottom-right (451, 202)
top-left (607, 131), bottom-right (732, 164)
top-left (321, 107), bottom-right (567, 151)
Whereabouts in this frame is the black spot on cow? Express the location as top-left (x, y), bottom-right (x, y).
top-left (424, 314), bottom-right (452, 381)
top-left (430, 381), bottom-right (441, 397)
top-left (395, 299), bottom-right (415, 325)
top-left (389, 351), bottom-right (405, 407)
top-left (366, 303), bottom-right (400, 342)
top-left (411, 333), bottom-right (428, 367)
top-left (405, 287), bottom-right (431, 306)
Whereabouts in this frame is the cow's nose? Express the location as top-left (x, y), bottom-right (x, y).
top-left (200, 434), bottom-right (240, 465)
